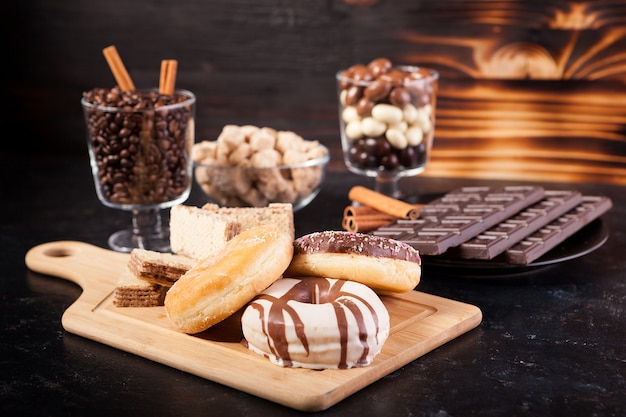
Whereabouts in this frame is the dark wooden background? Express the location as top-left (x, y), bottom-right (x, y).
top-left (3, 0), bottom-right (626, 184)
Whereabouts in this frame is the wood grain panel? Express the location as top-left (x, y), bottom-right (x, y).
top-left (3, 0), bottom-right (626, 184)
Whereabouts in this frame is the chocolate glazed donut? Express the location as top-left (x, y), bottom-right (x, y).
top-left (241, 277), bottom-right (390, 370)
top-left (284, 231), bottom-right (421, 293)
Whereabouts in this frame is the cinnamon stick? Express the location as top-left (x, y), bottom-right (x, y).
top-left (159, 59), bottom-right (178, 95)
top-left (342, 205), bottom-right (397, 233)
top-left (345, 212), bottom-right (396, 224)
top-left (344, 205), bottom-right (388, 218)
top-left (348, 186), bottom-right (422, 219)
top-left (343, 215), bottom-right (395, 233)
top-left (102, 45), bottom-right (135, 92)
top-left (341, 216), bottom-right (351, 231)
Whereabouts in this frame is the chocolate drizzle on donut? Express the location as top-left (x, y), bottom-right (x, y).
top-left (293, 231), bottom-right (421, 264)
top-left (246, 277), bottom-right (385, 369)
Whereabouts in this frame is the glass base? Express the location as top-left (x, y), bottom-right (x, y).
top-left (108, 227), bottom-right (171, 253)
top-left (345, 161), bottom-right (426, 200)
top-left (107, 208), bottom-right (171, 253)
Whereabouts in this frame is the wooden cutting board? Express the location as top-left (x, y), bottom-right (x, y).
top-left (25, 241), bottom-right (482, 412)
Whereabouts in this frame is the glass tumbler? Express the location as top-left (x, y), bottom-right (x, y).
top-left (81, 88), bottom-right (196, 252)
top-left (337, 62), bottom-right (439, 198)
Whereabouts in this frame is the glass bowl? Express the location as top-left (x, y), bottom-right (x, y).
top-left (193, 146), bottom-right (329, 211)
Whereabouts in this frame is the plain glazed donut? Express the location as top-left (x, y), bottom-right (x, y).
top-left (284, 231), bottom-right (421, 293)
top-left (241, 277), bottom-right (390, 369)
top-left (164, 224), bottom-right (294, 334)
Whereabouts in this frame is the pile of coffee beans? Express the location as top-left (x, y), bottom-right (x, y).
top-left (82, 87), bottom-right (194, 206)
top-left (337, 58), bottom-right (437, 172)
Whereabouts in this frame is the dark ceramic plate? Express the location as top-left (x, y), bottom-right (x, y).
top-left (421, 219), bottom-right (609, 278)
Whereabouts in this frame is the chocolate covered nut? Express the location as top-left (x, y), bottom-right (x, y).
top-left (381, 153), bottom-right (401, 169)
top-left (403, 104), bottom-right (419, 124)
top-left (342, 106), bottom-right (360, 123)
top-left (407, 78), bottom-right (436, 107)
top-left (389, 87), bottom-right (411, 107)
top-left (373, 137), bottom-right (393, 159)
top-left (380, 68), bottom-right (406, 86)
top-left (372, 104), bottom-right (404, 124)
top-left (368, 58), bottom-right (392, 78)
top-left (350, 65), bottom-right (373, 82)
top-left (409, 67), bottom-right (433, 80)
top-left (364, 79), bottom-right (392, 101)
top-left (345, 120), bottom-right (364, 140)
top-left (356, 97), bottom-right (375, 117)
top-left (338, 70), bottom-right (353, 89)
top-left (348, 144), bottom-right (377, 167)
top-left (361, 117), bottom-right (387, 137)
top-left (385, 128), bottom-right (408, 149)
top-left (339, 89), bottom-right (349, 106)
top-left (390, 120), bottom-right (408, 131)
top-left (344, 85), bottom-right (363, 106)
top-left (405, 126), bottom-right (424, 146)
top-left (399, 143), bottom-right (424, 167)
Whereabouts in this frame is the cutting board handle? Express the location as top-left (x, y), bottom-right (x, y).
top-left (25, 241), bottom-right (130, 298)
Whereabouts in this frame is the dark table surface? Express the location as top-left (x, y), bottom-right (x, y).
top-left (1, 152), bottom-right (625, 417)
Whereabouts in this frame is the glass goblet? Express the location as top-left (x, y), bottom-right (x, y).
top-left (337, 64), bottom-right (439, 198)
top-left (81, 88), bottom-right (196, 252)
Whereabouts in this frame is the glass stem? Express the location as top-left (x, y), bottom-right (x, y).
top-left (375, 175), bottom-right (401, 199)
top-left (132, 208), bottom-right (161, 237)
top-left (131, 208), bottom-right (169, 251)
top-left (107, 208), bottom-right (171, 253)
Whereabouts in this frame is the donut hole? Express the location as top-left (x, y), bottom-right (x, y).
top-left (289, 277), bottom-right (334, 305)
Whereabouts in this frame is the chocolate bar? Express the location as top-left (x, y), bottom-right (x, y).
top-left (505, 196), bottom-right (613, 265)
top-left (372, 186), bottom-right (545, 255)
top-left (456, 190), bottom-right (584, 260)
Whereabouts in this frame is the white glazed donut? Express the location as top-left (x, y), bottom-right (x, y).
top-left (241, 277), bottom-right (390, 370)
